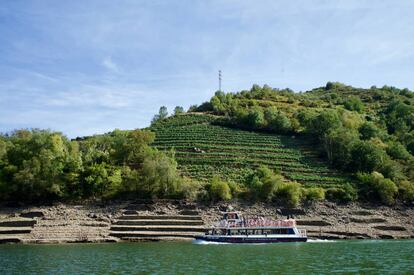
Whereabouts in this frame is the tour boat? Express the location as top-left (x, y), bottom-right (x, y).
top-left (196, 211), bottom-right (307, 243)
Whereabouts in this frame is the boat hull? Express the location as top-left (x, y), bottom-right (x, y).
top-left (195, 236), bottom-right (307, 243)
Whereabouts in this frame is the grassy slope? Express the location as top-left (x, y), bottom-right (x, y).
top-left (150, 113), bottom-right (351, 188)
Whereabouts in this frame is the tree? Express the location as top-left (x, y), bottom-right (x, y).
top-left (140, 151), bottom-right (181, 198)
top-left (359, 122), bottom-right (380, 140)
top-left (246, 107), bottom-right (265, 129)
top-left (210, 95), bottom-right (225, 114)
top-left (307, 110), bottom-right (342, 138)
top-left (325, 82), bottom-right (347, 91)
top-left (295, 109), bottom-right (317, 131)
top-left (173, 106), bottom-right (184, 116)
top-left (264, 107), bottom-right (291, 134)
top-left (123, 130), bottom-right (155, 165)
top-left (323, 128), bottom-right (358, 168)
top-left (386, 141), bottom-right (412, 161)
top-left (383, 100), bottom-right (414, 134)
top-left (350, 140), bottom-right (386, 172)
top-left (82, 163), bottom-right (109, 198)
top-left (151, 106), bottom-right (168, 124)
top-left (0, 130), bottom-right (80, 202)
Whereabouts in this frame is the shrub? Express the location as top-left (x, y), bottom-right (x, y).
top-left (357, 172), bottom-right (398, 205)
top-left (228, 181), bottom-right (242, 199)
top-left (194, 101), bottom-right (214, 112)
top-left (379, 158), bottom-right (405, 181)
top-left (304, 187), bottom-right (325, 202)
top-left (177, 177), bottom-right (202, 200)
top-left (386, 141), bottom-right (412, 161)
top-left (247, 166), bottom-right (281, 201)
top-left (274, 182), bottom-right (302, 207)
top-left (397, 181), bottom-right (414, 203)
top-left (344, 96), bottom-right (364, 113)
top-left (325, 183), bottom-right (357, 203)
top-left (408, 140), bottom-right (414, 155)
top-left (340, 110), bottom-right (363, 130)
top-left (325, 82), bottom-right (347, 90)
top-left (209, 176), bottom-right (232, 201)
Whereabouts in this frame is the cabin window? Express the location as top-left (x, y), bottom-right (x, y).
top-left (269, 228), bottom-right (290, 234)
top-left (247, 230), bottom-right (255, 235)
top-left (227, 213), bottom-right (238, 220)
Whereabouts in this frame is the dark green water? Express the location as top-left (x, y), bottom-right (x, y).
top-left (0, 240), bottom-right (413, 274)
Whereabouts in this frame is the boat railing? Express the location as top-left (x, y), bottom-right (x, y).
top-left (298, 229), bottom-right (307, 237)
top-left (217, 218), bottom-right (296, 228)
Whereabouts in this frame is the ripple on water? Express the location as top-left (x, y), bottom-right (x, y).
top-left (0, 240), bottom-right (413, 274)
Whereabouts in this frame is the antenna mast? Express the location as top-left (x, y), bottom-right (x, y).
top-left (218, 70), bottom-right (222, 91)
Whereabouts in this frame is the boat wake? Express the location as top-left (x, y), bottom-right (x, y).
top-left (307, 239), bottom-right (336, 243)
top-left (192, 240), bottom-right (310, 245)
top-left (192, 240), bottom-right (230, 245)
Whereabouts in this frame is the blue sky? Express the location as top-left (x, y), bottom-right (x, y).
top-left (1, 0), bottom-right (413, 138)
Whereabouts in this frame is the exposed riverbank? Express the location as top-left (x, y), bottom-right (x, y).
top-left (1, 201), bottom-right (413, 244)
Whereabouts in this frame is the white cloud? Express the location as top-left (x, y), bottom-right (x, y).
top-left (102, 56), bottom-right (120, 73)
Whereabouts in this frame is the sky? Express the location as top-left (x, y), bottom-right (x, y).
top-left (1, 0), bottom-right (414, 138)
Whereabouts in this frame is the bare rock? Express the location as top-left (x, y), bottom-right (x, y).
top-left (88, 213), bottom-right (98, 219)
top-left (373, 225), bottom-right (407, 231)
top-left (20, 211), bottom-right (45, 218)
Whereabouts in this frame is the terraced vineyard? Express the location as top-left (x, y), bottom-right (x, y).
top-left (151, 114), bottom-right (351, 188)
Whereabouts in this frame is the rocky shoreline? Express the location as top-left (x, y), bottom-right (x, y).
top-left (1, 201), bottom-right (413, 244)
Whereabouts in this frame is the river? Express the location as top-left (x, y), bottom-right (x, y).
top-left (1, 240), bottom-right (413, 274)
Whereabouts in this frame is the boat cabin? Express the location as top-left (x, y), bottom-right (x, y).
top-left (209, 227), bottom-right (296, 236)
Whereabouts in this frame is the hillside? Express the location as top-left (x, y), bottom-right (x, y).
top-left (1, 82), bottom-right (413, 206)
top-left (150, 82), bottom-right (414, 205)
top-left (150, 114), bottom-right (350, 189)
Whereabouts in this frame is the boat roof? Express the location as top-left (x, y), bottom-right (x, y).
top-left (211, 226), bottom-right (296, 229)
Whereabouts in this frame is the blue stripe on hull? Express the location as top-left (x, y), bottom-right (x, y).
top-left (195, 236), bottom-right (307, 243)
